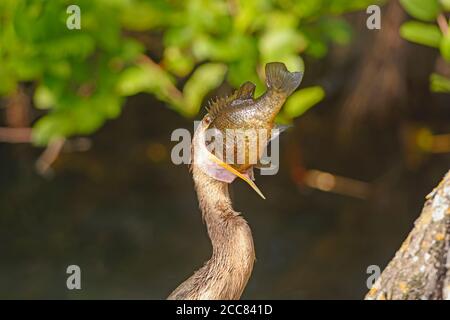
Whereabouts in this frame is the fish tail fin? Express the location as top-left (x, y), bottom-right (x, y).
top-left (265, 62), bottom-right (303, 96)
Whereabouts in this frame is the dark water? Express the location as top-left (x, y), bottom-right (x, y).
top-left (1, 31), bottom-right (450, 299)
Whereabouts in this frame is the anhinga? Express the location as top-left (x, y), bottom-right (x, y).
top-left (168, 63), bottom-right (302, 299)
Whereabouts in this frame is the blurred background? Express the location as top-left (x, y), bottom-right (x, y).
top-left (1, 0), bottom-right (450, 299)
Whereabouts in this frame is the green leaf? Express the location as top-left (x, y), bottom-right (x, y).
top-left (32, 100), bottom-right (108, 146)
top-left (400, 21), bottom-right (442, 48)
top-left (34, 85), bottom-right (55, 109)
top-left (192, 34), bottom-right (257, 63)
top-left (399, 0), bottom-right (441, 22)
top-left (440, 33), bottom-right (450, 62)
top-left (430, 73), bottom-right (450, 92)
top-left (120, 1), bottom-right (170, 31)
top-left (441, 0), bottom-right (450, 11)
top-left (116, 65), bottom-right (155, 96)
top-left (306, 39), bottom-right (328, 58)
top-left (163, 46), bottom-right (195, 77)
top-left (182, 63), bottom-right (227, 117)
top-left (293, 0), bottom-right (322, 18)
top-left (227, 60), bottom-right (262, 93)
top-left (32, 114), bottom-right (67, 146)
top-left (327, 0), bottom-right (383, 14)
top-left (116, 62), bottom-right (182, 108)
top-left (0, 65), bottom-right (17, 96)
top-left (233, 0), bottom-right (262, 32)
top-left (321, 19), bottom-right (353, 45)
top-left (283, 86), bottom-right (325, 119)
top-left (259, 28), bottom-right (307, 59)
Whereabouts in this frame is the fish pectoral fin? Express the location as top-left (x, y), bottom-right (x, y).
top-left (235, 81), bottom-right (256, 100)
top-left (207, 153), bottom-right (266, 200)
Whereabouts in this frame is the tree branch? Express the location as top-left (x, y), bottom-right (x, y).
top-left (35, 138), bottom-right (66, 177)
top-left (366, 170), bottom-right (450, 300)
top-left (437, 14), bottom-right (449, 36)
top-left (0, 127), bottom-right (32, 143)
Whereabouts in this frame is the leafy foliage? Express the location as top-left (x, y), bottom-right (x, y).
top-left (279, 86), bottom-right (325, 121)
top-left (399, 0), bottom-right (450, 93)
top-left (399, 0), bottom-right (441, 22)
top-left (0, 0), bottom-right (380, 145)
top-left (400, 21), bottom-right (442, 48)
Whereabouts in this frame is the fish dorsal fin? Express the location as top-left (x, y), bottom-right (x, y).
top-left (235, 81), bottom-right (256, 100)
top-left (206, 82), bottom-right (256, 119)
top-left (207, 96), bottom-right (229, 120)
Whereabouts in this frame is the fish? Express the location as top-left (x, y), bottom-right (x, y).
top-left (193, 62), bottom-right (303, 198)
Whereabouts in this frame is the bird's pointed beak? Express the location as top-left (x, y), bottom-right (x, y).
top-left (207, 152), bottom-right (266, 200)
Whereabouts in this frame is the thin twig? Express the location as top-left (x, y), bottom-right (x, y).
top-left (0, 127), bottom-right (32, 143)
top-left (437, 14), bottom-right (449, 36)
top-left (137, 54), bottom-right (184, 103)
top-left (35, 137), bottom-right (66, 177)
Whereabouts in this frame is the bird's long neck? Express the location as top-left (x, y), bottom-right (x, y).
top-left (168, 165), bottom-right (255, 300)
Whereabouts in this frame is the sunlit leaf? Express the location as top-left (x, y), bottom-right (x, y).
top-left (116, 62), bottom-right (182, 108)
top-left (32, 100), bottom-right (109, 146)
top-left (227, 60), bottom-right (262, 94)
top-left (259, 28), bottom-right (307, 59)
top-left (400, 21), bottom-right (442, 48)
top-left (293, 0), bottom-right (322, 18)
top-left (34, 85), bottom-right (55, 109)
top-left (0, 65), bottom-right (17, 95)
top-left (163, 46), bottom-right (195, 77)
top-left (306, 41), bottom-right (328, 58)
top-left (430, 73), bottom-right (450, 92)
top-left (441, 0), bottom-right (450, 11)
top-left (327, 0), bottom-right (384, 14)
top-left (192, 33), bottom-right (257, 63)
top-left (283, 86), bottom-right (325, 119)
top-left (120, 1), bottom-right (170, 31)
top-left (32, 113), bottom-right (68, 146)
top-left (399, 0), bottom-right (441, 22)
top-left (440, 33), bottom-right (450, 62)
top-left (182, 63), bottom-right (227, 117)
top-left (416, 127), bottom-right (434, 151)
top-left (234, 0), bottom-right (268, 32)
top-left (116, 65), bottom-right (155, 96)
top-left (321, 19), bottom-right (352, 45)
